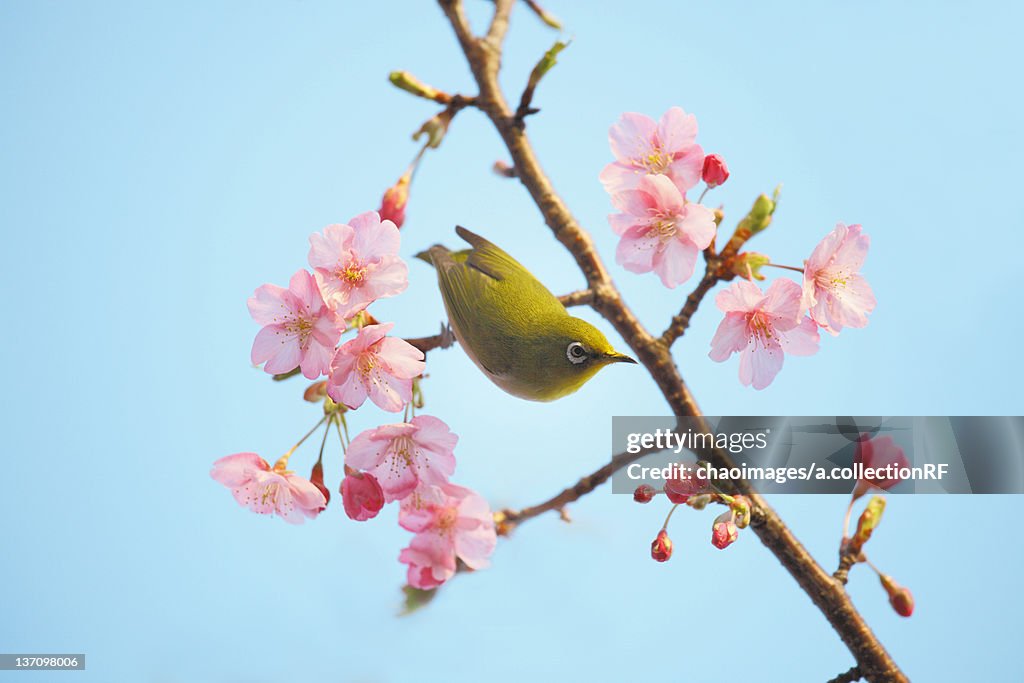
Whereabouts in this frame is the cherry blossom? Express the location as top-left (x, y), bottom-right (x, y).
top-left (601, 107), bottom-right (705, 195)
top-left (307, 211), bottom-right (408, 319)
top-left (248, 269), bottom-right (344, 379)
top-left (397, 484), bottom-right (496, 589)
top-left (210, 452), bottom-right (326, 524)
top-left (609, 174), bottom-right (716, 288)
top-left (346, 415), bottom-right (457, 502)
top-left (802, 223), bottom-right (876, 335)
top-left (326, 323), bottom-right (425, 412)
top-left (709, 278), bottom-right (820, 390)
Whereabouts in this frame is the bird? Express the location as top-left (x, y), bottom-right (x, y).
top-left (418, 226), bottom-right (636, 401)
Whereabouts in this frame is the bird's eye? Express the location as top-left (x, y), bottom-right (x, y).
top-left (566, 341), bottom-right (588, 365)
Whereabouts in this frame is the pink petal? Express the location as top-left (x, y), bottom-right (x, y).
top-left (599, 162), bottom-right (642, 194)
top-left (762, 277), bottom-right (803, 324)
top-left (678, 203), bottom-right (717, 249)
top-left (665, 145), bottom-right (705, 194)
top-left (637, 173), bottom-right (685, 214)
top-left (247, 283), bottom-right (289, 326)
top-left (805, 223), bottom-right (846, 274)
top-left (653, 236), bottom-right (698, 288)
top-left (715, 280), bottom-right (765, 313)
top-left (616, 227), bottom-right (658, 273)
top-left (210, 452), bottom-right (267, 487)
top-left (657, 106), bottom-right (698, 153)
top-left (778, 316), bottom-right (820, 356)
top-left (708, 314), bottom-right (749, 362)
top-left (608, 112), bottom-right (658, 163)
top-left (608, 212), bottom-right (638, 236)
top-left (254, 327), bottom-right (302, 374)
top-left (308, 223), bottom-right (354, 271)
top-left (346, 428), bottom-right (385, 471)
top-left (378, 337), bottom-right (426, 378)
top-left (286, 475), bottom-right (328, 512)
top-left (287, 269), bottom-right (322, 311)
top-left (832, 224), bottom-right (869, 272)
top-left (351, 211), bottom-right (402, 260)
top-left (610, 186), bottom-right (657, 217)
top-left (739, 337), bottom-right (784, 390)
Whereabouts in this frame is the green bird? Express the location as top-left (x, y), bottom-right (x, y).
top-left (419, 227), bottom-right (636, 401)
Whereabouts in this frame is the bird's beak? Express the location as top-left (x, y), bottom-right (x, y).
top-left (605, 351), bottom-right (638, 364)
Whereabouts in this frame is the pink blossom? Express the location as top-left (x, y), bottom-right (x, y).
top-left (609, 174), bottom-right (716, 288)
top-left (307, 211), bottom-right (408, 319)
top-left (326, 323), bottom-right (425, 412)
top-left (346, 415), bottom-right (457, 502)
top-left (600, 107), bottom-right (704, 195)
top-left (398, 483), bottom-right (496, 589)
top-left (711, 512), bottom-right (739, 550)
top-left (378, 171), bottom-right (411, 229)
top-left (210, 452), bottom-right (326, 524)
top-left (248, 269), bottom-right (344, 379)
top-left (802, 223), bottom-right (876, 335)
top-left (709, 278), bottom-right (820, 390)
top-left (341, 471), bottom-right (385, 521)
top-left (701, 153), bottom-right (729, 188)
top-left (853, 434), bottom-right (909, 499)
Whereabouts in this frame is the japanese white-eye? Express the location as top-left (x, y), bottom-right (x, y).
top-left (419, 227), bottom-right (636, 401)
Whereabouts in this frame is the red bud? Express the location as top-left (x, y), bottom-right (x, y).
top-left (651, 529), bottom-right (673, 562)
top-left (633, 484), bottom-right (656, 503)
top-left (701, 154), bottom-right (729, 188)
top-left (379, 170), bottom-right (411, 229)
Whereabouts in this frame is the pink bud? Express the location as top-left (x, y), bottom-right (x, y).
top-left (378, 170), bottom-right (411, 229)
top-left (711, 512), bottom-right (739, 550)
top-left (633, 484), bottom-right (656, 503)
top-left (880, 574), bottom-right (914, 617)
top-left (701, 154), bottom-right (729, 188)
top-left (341, 471), bottom-right (385, 521)
top-left (651, 529), bottom-right (673, 562)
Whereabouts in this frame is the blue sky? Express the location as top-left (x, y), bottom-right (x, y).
top-left (2, 1), bottom-right (1022, 681)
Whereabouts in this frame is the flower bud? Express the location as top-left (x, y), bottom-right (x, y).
top-left (633, 484), bottom-right (656, 503)
top-left (731, 252), bottom-right (770, 281)
top-left (309, 460), bottom-right (330, 508)
top-left (741, 194), bottom-right (776, 235)
top-left (341, 472), bottom-right (385, 521)
top-left (849, 495), bottom-right (886, 555)
top-left (711, 512), bottom-right (739, 550)
top-left (388, 71), bottom-right (451, 104)
top-left (730, 495), bottom-right (752, 529)
top-left (664, 467), bottom-right (709, 504)
top-left (880, 574), bottom-right (914, 617)
top-left (651, 529), bottom-right (673, 562)
top-left (702, 154), bottom-right (729, 188)
top-left (379, 170), bottom-right (411, 229)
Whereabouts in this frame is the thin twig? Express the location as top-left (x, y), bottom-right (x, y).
top-left (661, 266), bottom-right (719, 347)
top-left (557, 288), bottom-right (594, 308)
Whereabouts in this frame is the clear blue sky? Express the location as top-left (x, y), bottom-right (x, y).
top-left (2, 1), bottom-right (1022, 681)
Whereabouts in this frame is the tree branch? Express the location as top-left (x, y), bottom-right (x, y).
top-left (435, 2), bottom-right (906, 680)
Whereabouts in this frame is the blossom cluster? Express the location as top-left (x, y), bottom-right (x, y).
top-left (601, 108), bottom-right (876, 389)
top-left (211, 210), bottom-right (496, 592)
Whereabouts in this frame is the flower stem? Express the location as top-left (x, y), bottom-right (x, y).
top-left (765, 262), bottom-right (805, 274)
top-left (276, 413), bottom-right (330, 470)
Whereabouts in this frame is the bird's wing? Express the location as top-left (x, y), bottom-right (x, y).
top-left (426, 241), bottom-right (514, 377)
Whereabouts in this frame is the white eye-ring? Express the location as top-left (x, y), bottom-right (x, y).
top-left (566, 341), bottom-right (588, 365)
